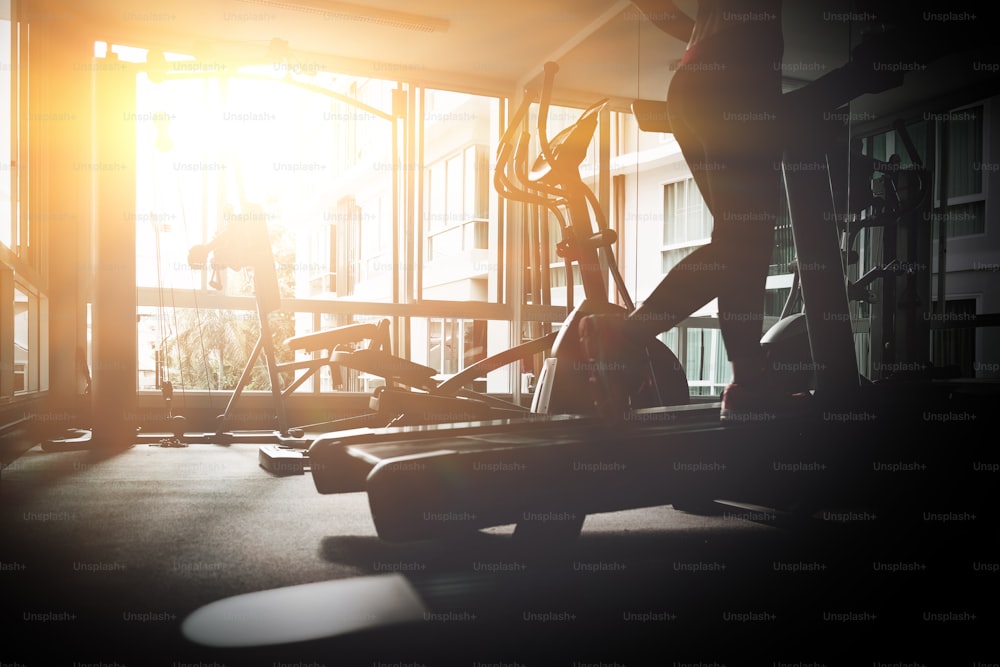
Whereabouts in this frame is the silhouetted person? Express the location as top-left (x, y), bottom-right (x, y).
top-left (582, 0), bottom-right (788, 421)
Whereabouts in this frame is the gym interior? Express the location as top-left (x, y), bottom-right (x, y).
top-left (2, 0), bottom-right (998, 663)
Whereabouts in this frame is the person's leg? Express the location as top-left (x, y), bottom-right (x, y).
top-left (624, 65), bottom-right (725, 340)
top-left (703, 70), bottom-right (783, 388)
top-left (708, 156), bottom-right (780, 387)
top-left (629, 67), bottom-right (782, 366)
top-left (627, 100), bottom-right (725, 340)
top-left (579, 67), bottom-right (736, 419)
top-left (581, 58), bottom-right (786, 418)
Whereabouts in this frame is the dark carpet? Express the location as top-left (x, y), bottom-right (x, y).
top-left (1, 438), bottom-right (995, 665)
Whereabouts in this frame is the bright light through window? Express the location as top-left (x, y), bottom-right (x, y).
top-left (123, 44), bottom-right (408, 391)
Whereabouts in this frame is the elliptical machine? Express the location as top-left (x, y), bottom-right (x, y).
top-left (495, 61), bottom-right (689, 417)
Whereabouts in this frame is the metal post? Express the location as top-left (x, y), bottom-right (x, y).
top-left (782, 144), bottom-right (861, 398)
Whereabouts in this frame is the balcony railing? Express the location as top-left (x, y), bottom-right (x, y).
top-left (425, 218), bottom-right (488, 261)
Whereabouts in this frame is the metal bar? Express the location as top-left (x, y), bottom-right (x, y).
top-left (782, 145), bottom-right (861, 396)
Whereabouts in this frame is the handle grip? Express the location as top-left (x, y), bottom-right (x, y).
top-left (536, 62), bottom-right (560, 172)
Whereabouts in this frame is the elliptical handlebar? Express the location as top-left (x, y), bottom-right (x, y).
top-left (494, 60), bottom-right (632, 310)
top-left (497, 87), bottom-right (535, 157)
top-left (494, 82), bottom-right (567, 209)
top-left (535, 61), bottom-right (560, 177)
top-left (496, 61), bottom-right (607, 200)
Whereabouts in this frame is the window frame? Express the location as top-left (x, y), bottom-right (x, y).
top-left (932, 101), bottom-right (989, 239)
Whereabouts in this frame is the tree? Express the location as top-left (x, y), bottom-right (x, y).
top-left (164, 223), bottom-right (296, 393)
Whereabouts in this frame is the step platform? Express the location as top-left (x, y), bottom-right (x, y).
top-left (259, 444), bottom-right (310, 475)
top-left (308, 406), bottom-right (717, 494)
top-left (307, 404), bottom-right (825, 542)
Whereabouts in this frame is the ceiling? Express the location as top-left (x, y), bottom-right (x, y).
top-left (32, 1), bottom-right (847, 97)
top-left (31, 0), bottom-right (1000, 114)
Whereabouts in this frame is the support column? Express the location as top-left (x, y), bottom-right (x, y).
top-left (90, 53), bottom-right (137, 450)
top-left (34, 26), bottom-right (92, 430)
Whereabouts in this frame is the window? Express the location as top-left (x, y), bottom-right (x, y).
top-left (11, 280), bottom-right (44, 393)
top-left (120, 49), bottom-right (531, 396)
top-left (934, 104), bottom-right (985, 238)
top-left (660, 327), bottom-right (729, 397)
top-left (661, 178), bottom-right (712, 273)
top-left (129, 48), bottom-right (402, 392)
top-left (424, 144), bottom-right (489, 263)
top-left (2, 5), bottom-right (35, 267)
top-left (863, 113), bottom-right (981, 238)
top-left (769, 199), bottom-right (795, 279)
top-left (663, 178), bottom-right (712, 245)
top-left (419, 317), bottom-right (486, 377)
top-left (930, 298), bottom-right (976, 378)
top-left (934, 105), bottom-right (986, 238)
top-left (1, 11), bottom-right (11, 250)
top-left (940, 106), bottom-right (984, 196)
top-left (1, 5), bottom-right (44, 400)
top-left (657, 176), bottom-right (796, 393)
top-left (420, 88), bottom-right (497, 301)
top-left (12, 284), bottom-right (27, 391)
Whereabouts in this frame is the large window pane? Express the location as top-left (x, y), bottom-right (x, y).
top-left (132, 54), bottom-right (402, 392)
top-left (13, 284), bottom-right (27, 391)
top-left (0, 15), bottom-right (10, 249)
top-left (866, 110), bottom-right (985, 239)
top-left (421, 89), bottom-right (497, 303)
top-left (661, 178), bottom-right (712, 273)
top-left (663, 178), bottom-right (712, 246)
top-left (129, 55), bottom-right (529, 394)
top-left (944, 106), bottom-right (983, 200)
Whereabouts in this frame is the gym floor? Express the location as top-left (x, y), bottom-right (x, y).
top-left (1, 438), bottom-right (994, 665)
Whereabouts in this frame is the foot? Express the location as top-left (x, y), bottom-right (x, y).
top-left (719, 381), bottom-right (811, 424)
top-left (578, 314), bottom-right (651, 423)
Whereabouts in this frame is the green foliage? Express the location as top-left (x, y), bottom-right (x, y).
top-left (164, 223), bottom-right (297, 392)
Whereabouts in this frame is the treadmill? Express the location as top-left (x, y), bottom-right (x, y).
top-left (308, 25), bottom-right (998, 542)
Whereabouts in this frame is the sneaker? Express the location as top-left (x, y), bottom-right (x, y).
top-left (578, 314), bottom-right (650, 423)
top-left (719, 381), bottom-right (811, 424)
